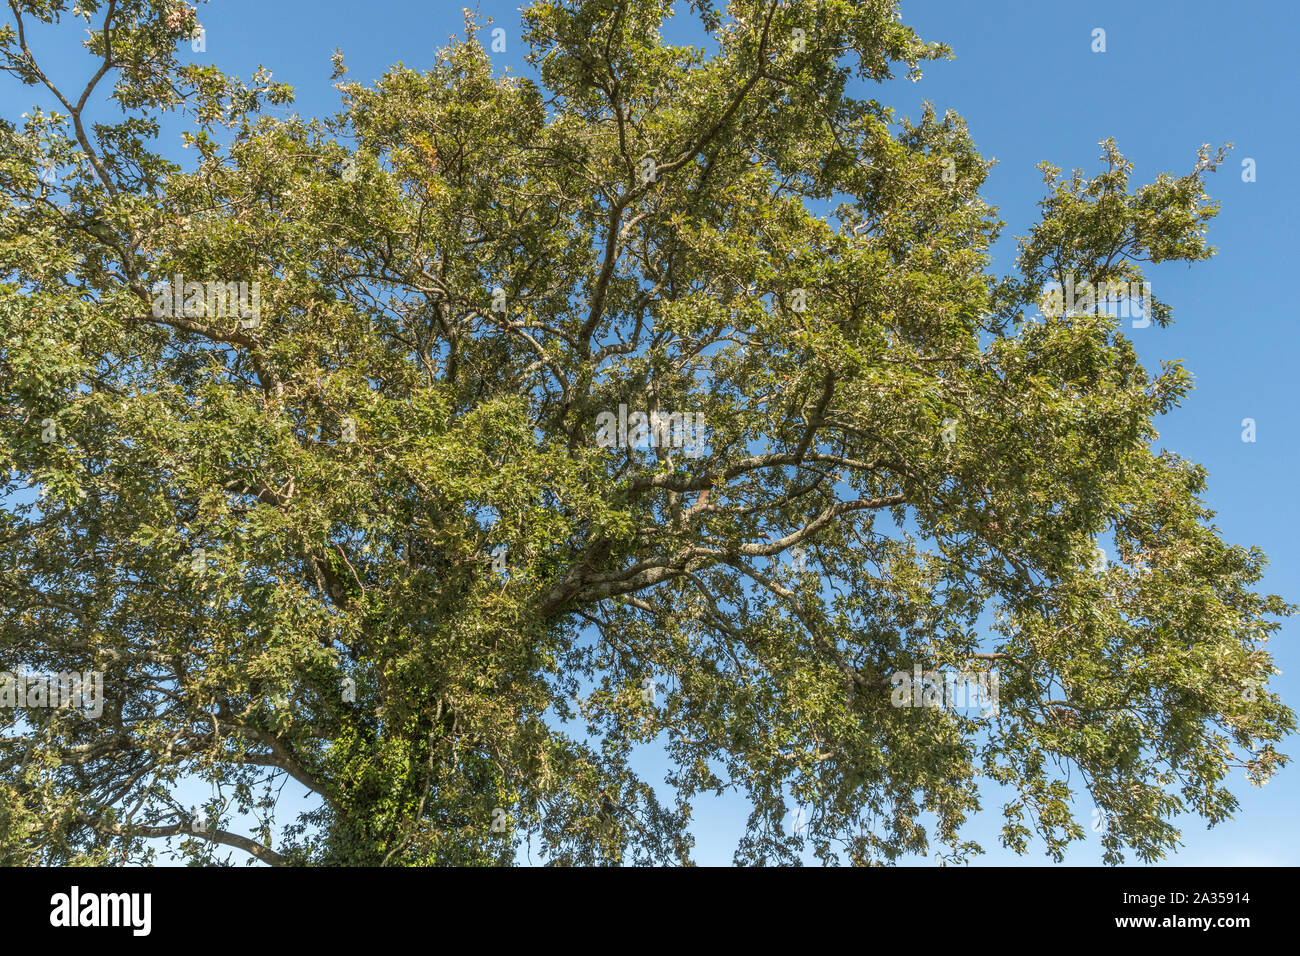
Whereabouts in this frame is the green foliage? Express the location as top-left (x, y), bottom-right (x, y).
top-left (0, 0), bottom-right (1290, 866)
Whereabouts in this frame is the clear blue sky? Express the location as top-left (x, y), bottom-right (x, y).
top-left (5, 0), bottom-right (1297, 865)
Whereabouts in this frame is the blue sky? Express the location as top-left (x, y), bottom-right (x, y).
top-left (4, 0), bottom-right (1298, 865)
top-left (880, 0), bottom-right (1300, 865)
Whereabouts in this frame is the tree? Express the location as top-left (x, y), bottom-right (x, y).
top-left (0, 0), bottom-right (1290, 867)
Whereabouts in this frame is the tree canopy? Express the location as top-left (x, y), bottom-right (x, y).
top-left (0, 0), bottom-right (1291, 866)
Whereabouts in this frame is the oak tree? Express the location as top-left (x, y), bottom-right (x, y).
top-left (0, 0), bottom-right (1290, 865)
